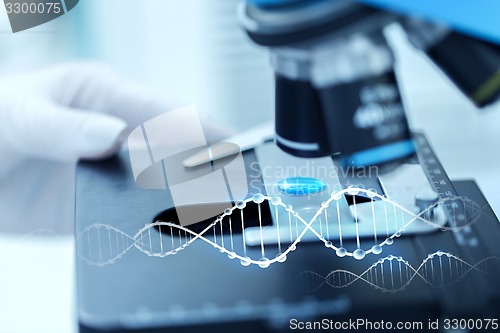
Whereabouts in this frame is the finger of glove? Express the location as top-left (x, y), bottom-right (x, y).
top-left (14, 62), bottom-right (235, 143)
top-left (0, 96), bottom-right (127, 162)
top-left (38, 62), bottom-right (182, 130)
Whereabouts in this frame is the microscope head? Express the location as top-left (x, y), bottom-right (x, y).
top-left (239, 0), bottom-right (500, 167)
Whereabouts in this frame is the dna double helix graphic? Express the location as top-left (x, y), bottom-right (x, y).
top-left (296, 251), bottom-right (500, 293)
top-left (76, 188), bottom-right (494, 268)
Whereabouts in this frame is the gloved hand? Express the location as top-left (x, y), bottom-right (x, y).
top-left (0, 62), bottom-right (229, 234)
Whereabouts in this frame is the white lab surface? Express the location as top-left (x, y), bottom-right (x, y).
top-left (0, 2), bottom-right (498, 333)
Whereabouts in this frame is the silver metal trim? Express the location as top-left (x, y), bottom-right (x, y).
top-left (276, 134), bottom-right (320, 151)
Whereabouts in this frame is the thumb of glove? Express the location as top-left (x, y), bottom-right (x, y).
top-left (0, 95), bottom-right (128, 163)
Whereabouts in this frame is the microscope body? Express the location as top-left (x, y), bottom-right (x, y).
top-left (74, 3), bottom-right (500, 331)
top-left (239, 0), bottom-right (500, 166)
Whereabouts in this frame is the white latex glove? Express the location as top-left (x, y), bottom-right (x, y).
top-left (0, 62), bottom-right (229, 234)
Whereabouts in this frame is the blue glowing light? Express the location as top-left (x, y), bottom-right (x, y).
top-left (277, 177), bottom-right (327, 196)
top-left (343, 139), bottom-right (415, 167)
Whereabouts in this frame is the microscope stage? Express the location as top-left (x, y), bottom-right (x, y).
top-left (75, 133), bottom-right (500, 333)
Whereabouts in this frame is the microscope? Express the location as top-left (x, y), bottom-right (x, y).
top-left (239, 0), bottom-right (500, 166)
top-left (74, 1), bottom-right (500, 332)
